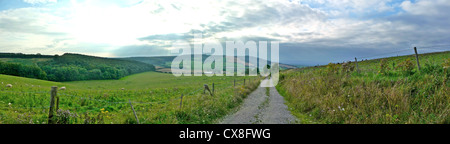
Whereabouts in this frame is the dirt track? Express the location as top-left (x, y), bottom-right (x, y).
top-left (220, 82), bottom-right (297, 124)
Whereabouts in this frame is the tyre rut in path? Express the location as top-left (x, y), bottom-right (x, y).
top-left (220, 82), bottom-right (298, 124)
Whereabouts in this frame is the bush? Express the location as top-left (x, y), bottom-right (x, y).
top-left (396, 58), bottom-right (414, 75)
top-left (55, 109), bottom-right (79, 124)
top-left (326, 63), bottom-right (340, 74)
top-left (341, 62), bottom-right (354, 74)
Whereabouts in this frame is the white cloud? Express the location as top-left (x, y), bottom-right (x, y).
top-left (23, 0), bottom-right (57, 4)
top-left (400, 0), bottom-right (450, 16)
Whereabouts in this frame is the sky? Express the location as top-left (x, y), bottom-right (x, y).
top-left (0, 0), bottom-right (449, 65)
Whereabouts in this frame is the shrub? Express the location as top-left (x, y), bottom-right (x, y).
top-left (341, 62), bottom-right (354, 74)
top-left (396, 58), bottom-right (414, 75)
top-left (326, 63), bottom-right (340, 74)
top-left (55, 109), bottom-right (79, 124)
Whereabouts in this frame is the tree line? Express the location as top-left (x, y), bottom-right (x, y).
top-left (0, 53), bottom-right (155, 82)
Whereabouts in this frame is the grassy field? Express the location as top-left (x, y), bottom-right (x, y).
top-left (277, 51), bottom-right (449, 124)
top-left (0, 72), bottom-right (261, 124)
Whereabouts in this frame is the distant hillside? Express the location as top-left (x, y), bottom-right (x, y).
top-left (123, 55), bottom-right (298, 73)
top-left (0, 53), bottom-right (155, 82)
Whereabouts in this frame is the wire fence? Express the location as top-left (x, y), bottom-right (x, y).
top-left (340, 45), bottom-right (450, 62)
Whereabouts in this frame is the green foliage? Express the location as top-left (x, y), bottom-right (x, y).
top-left (326, 63), bottom-right (340, 74)
top-left (0, 53), bottom-right (156, 82)
top-left (277, 51), bottom-right (450, 124)
top-left (341, 62), bottom-right (355, 74)
top-left (379, 59), bottom-right (390, 75)
top-left (444, 58), bottom-right (450, 69)
top-left (396, 58), bottom-right (415, 75)
top-left (39, 53), bottom-right (155, 82)
top-left (0, 72), bottom-right (261, 124)
top-left (54, 109), bottom-right (79, 124)
top-left (0, 61), bottom-right (47, 80)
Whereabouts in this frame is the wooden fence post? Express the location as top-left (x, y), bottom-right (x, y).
top-left (56, 95), bottom-right (60, 111)
top-left (414, 47), bottom-right (421, 71)
top-left (212, 83), bottom-right (214, 94)
top-left (179, 94), bottom-right (183, 109)
top-left (129, 100), bottom-right (139, 124)
top-left (48, 86), bottom-right (57, 124)
top-left (355, 57), bottom-right (359, 73)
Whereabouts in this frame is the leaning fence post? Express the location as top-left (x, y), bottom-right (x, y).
top-left (414, 47), bottom-right (421, 71)
top-left (355, 57), bottom-right (359, 73)
top-left (48, 86), bottom-right (57, 124)
top-left (129, 100), bottom-right (139, 124)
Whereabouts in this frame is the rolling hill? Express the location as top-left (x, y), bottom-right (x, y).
top-left (0, 53), bottom-right (155, 82)
top-left (123, 55), bottom-right (299, 73)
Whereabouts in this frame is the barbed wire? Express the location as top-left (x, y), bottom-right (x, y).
top-left (0, 106), bottom-right (50, 109)
top-left (59, 93), bottom-right (166, 105)
top-left (344, 46), bottom-right (450, 62)
top-left (417, 44), bottom-right (450, 49)
top-left (418, 47), bottom-right (450, 51)
top-left (356, 48), bottom-right (412, 60)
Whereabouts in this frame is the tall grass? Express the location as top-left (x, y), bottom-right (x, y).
top-left (277, 51), bottom-right (449, 124)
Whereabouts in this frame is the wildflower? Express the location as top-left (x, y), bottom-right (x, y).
top-left (100, 108), bottom-right (105, 111)
top-left (8, 103), bottom-right (11, 106)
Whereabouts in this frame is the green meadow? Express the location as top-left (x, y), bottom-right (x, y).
top-left (0, 72), bottom-right (261, 124)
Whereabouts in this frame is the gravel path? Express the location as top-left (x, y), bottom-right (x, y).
top-left (220, 81), bottom-right (298, 124)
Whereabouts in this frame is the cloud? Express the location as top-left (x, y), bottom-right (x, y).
top-left (0, 0), bottom-right (449, 65)
top-left (112, 44), bottom-right (172, 57)
top-left (400, 0), bottom-right (450, 16)
top-left (23, 0), bottom-right (57, 4)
